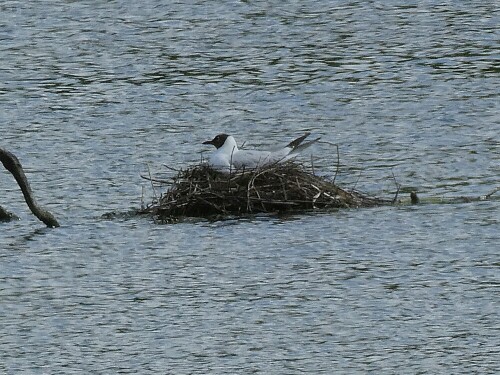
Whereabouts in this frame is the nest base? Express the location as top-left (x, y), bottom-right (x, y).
top-left (142, 163), bottom-right (391, 222)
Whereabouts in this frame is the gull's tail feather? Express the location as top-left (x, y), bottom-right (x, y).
top-left (280, 134), bottom-right (321, 163)
top-left (286, 132), bottom-right (311, 150)
top-left (288, 136), bottom-right (321, 156)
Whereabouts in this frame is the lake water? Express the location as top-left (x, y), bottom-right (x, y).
top-left (1, 1), bottom-right (499, 373)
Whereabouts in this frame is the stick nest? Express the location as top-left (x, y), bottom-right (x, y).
top-left (143, 162), bottom-right (390, 222)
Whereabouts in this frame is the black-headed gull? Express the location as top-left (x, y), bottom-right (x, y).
top-left (203, 132), bottom-right (320, 170)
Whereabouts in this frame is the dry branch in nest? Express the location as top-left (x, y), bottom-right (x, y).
top-left (142, 162), bottom-right (391, 222)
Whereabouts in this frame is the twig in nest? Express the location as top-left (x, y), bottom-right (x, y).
top-left (140, 174), bottom-right (172, 184)
top-left (352, 170), bottom-right (362, 190)
top-left (163, 164), bottom-right (181, 172)
top-left (318, 140), bottom-right (341, 184)
top-left (147, 162), bottom-right (158, 202)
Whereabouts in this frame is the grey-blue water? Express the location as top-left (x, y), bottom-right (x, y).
top-left (1, 1), bottom-right (498, 373)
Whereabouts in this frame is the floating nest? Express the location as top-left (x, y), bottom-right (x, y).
top-left (142, 162), bottom-right (392, 222)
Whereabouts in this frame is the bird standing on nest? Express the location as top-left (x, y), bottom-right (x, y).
top-left (203, 132), bottom-right (320, 171)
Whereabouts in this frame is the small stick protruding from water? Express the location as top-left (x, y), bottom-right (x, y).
top-left (141, 185), bottom-right (146, 210)
top-left (410, 191), bottom-right (420, 205)
top-left (391, 170), bottom-right (400, 204)
top-left (333, 143), bottom-right (340, 184)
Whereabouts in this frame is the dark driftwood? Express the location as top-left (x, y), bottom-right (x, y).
top-left (142, 162), bottom-right (392, 222)
top-left (0, 148), bottom-right (59, 227)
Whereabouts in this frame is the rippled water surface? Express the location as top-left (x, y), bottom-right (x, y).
top-left (1, 1), bottom-right (499, 373)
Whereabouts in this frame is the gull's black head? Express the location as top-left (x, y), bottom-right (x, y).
top-left (203, 134), bottom-right (229, 149)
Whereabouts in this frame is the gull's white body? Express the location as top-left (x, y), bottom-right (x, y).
top-left (204, 133), bottom-right (319, 171)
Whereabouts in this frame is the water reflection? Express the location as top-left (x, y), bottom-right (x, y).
top-left (1, 0), bottom-right (498, 373)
